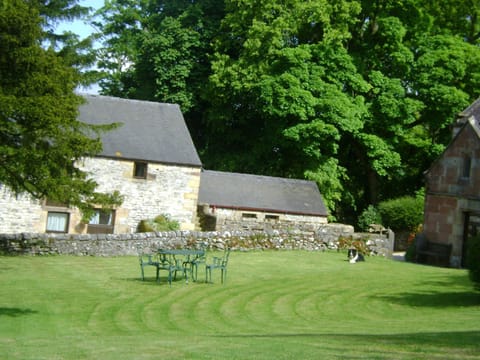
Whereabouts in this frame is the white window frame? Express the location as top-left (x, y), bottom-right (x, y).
top-left (46, 212), bottom-right (69, 233)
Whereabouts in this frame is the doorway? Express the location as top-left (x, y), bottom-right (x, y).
top-left (462, 212), bottom-right (480, 267)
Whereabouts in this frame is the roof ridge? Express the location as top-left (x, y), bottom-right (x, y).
top-left (202, 169), bottom-right (314, 184)
top-left (458, 97), bottom-right (480, 119)
top-left (81, 94), bottom-right (179, 108)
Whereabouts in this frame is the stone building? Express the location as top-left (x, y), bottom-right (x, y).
top-left (0, 95), bottom-right (202, 234)
top-left (197, 170), bottom-right (328, 232)
top-left (423, 98), bottom-right (480, 267)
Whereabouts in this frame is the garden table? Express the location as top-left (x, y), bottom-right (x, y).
top-left (157, 249), bottom-right (206, 283)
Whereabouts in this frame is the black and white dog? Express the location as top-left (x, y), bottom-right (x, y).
top-left (347, 248), bottom-right (365, 263)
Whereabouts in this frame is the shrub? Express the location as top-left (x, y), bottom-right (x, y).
top-left (377, 196), bottom-right (424, 232)
top-left (404, 231), bottom-right (423, 263)
top-left (137, 214), bottom-right (180, 232)
top-left (466, 235), bottom-right (480, 290)
top-left (357, 205), bottom-right (383, 232)
top-left (338, 236), bottom-right (370, 255)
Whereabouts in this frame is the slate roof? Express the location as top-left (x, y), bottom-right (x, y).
top-left (78, 95), bottom-right (202, 167)
top-left (198, 170), bottom-right (328, 216)
top-left (457, 97), bottom-right (480, 124)
top-left (425, 98), bottom-right (480, 177)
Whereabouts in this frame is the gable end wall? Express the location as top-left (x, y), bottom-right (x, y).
top-left (423, 123), bottom-right (480, 266)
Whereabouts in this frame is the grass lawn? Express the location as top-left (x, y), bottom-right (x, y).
top-left (0, 250), bottom-right (479, 359)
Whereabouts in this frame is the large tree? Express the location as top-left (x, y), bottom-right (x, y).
top-left (94, 0), bottom-right (480, 221)
top-left (94, 0), bottom-right (225, 146)
top-left (346, 0), bottom-right (480, 212)
top-left (204, 0), bottom-right (372, 214)
top-left (0, 0), bottom-right (121, 218)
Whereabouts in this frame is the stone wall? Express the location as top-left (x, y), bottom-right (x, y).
top-left (0, 224), bottom-right (394, 258)
top-left (0, 186), bottom-right (44, 233)
top-left (0, 158), bottom-right (201, 234)
top-left (197, 206), bottom-right (327, 232)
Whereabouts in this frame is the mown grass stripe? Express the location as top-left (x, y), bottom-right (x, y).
top-left (0, 251), bottom-right (479, 359)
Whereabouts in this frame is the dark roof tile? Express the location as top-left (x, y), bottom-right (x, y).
top-left (198, 170), bottom-right (328, 216)
top-left (78, 95), bottom-right (202, 167)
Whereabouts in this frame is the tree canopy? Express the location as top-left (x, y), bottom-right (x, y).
top-left (0, 0), bottom-right (121, 219)
top-left (94, 0), bottom-right (480, 221)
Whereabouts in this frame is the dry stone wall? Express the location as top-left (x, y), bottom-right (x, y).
top-left (0, 224), bottom-right (394, 258)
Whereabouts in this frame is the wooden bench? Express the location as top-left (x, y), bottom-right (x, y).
top-left (416, 237), bottom-right (452, 267)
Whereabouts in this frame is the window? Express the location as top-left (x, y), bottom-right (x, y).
top-left (134, 162), bottom-right (147, 179)
top-left (46, 212), bottom-right (69, 233)
top-left (87, 209), bottom-right (115, 234)
top-left (463, 155), bottom-right (472, 178)
top-left (242, 213), bottom-right (257, 219)
top-left (265, 214), bottom-right (279, 221)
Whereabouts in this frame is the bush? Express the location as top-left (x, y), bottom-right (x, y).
top-left (137, 214), bottom-right (180, 232)
top-left (377, 196), bottom-right (424, 232)
top-left (466, 235), bottom-right (480, 290)
top-left (357, 205), bottom-right (382, 232)
top-left (338, 236), bottom-right (370, 255)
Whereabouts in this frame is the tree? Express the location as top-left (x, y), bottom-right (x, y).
top-left (204, 0), bottom-right (384, 215)
top-left (93, 0), bottom-right (480, 222)
top-left (94, 0), bottom-right (225, 146)
top-left (38, 0), bottom-right (101, 88)
top-left (0, 0), bottom-right (122, 219)
top-left (343, 0), bottom-right (480, 214)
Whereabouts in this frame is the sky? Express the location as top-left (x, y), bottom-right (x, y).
top-left (56, 0), bottom-right (106, 94)
top-left (56, 0), bottom-right (104, 40)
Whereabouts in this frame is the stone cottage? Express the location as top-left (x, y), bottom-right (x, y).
top-left (423, 98), bottom-right (480, 267)
top-left (0, 95), bottom-right (202, 234)
top-left (197, 170), bottom-right (328, 232)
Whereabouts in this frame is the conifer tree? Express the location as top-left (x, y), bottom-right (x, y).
top-left (0, 0), bottom-right (121, 219)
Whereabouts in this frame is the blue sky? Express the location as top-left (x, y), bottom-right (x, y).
top-left (56, 0), bottom-right (104, 40)
top-left (56, 0), bottom-right (105, 94)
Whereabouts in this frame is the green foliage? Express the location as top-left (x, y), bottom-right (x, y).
top-left (0, 0), bottom-right (122, 218)
top-left (378, 196), bottom-right (424, 232)
top-left (337, 235), bottom-right (370, 255)
top-left (466, 236), bottom-right (480, 290)
top-left (357, 205), bottom-right (383, 232)
top-left (404, 234), bottom-right (419, 263)
top-left (38, 0), bottom-right (99, 86)
top-left (92, 0), bottom-right (480, 223)
top-left (137, 214), bottom-right (180, 232)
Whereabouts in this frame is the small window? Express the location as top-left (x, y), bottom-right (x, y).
top-left (242, 213), bottom-right (257, 219)
top-left (463, 155), bottom-right (472, 178)
top-left (265, 214), bottom-right (279, 221)
top-left (134, 162), bottom-right (147, 179)
top-left (88, 209), bottom-right (115, 234)
top-left (46, 212), bottom-right (69, 233)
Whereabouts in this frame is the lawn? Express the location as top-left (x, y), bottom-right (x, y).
top-left (0, 250), bottom-right (479, 359)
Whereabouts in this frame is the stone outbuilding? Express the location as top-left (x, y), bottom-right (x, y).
top-left (0, 95), bottom-right (202, 234)
top-left (197, 170), bottom-right (328, 232)
top-left (423, 98), bottom-right (480, 267)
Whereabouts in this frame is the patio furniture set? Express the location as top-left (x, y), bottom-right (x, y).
top-left (138, 246), bottom-right (230, 285)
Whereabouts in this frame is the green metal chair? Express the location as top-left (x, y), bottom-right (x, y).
top-left (170, 256), bottom-right (188, 284)
top-left (186, 245), bottom-right (207, 282)
top-left (205, 247), bottom-right (230, 284)
top-left (138, 248), bottom-right (160, 282)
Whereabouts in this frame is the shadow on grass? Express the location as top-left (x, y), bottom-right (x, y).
top-left (121, 276), bottom-right (189, 286)
top-left (213, 330), bottom-right (480, 349)
top-left (0, 307), bottom-right (38, 317)
top-left (377, 290), bottom-right (480, 307)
